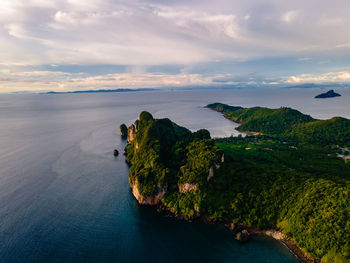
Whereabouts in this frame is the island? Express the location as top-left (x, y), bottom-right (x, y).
top-left (315, 89), bottom-right (341, 99)
top-left (123, 106), bottom-right (350, 263)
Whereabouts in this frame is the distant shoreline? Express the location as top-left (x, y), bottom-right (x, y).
top-left (43, 88), bottom-right (158, 94)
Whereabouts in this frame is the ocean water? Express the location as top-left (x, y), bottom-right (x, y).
top-left (0, 88), bottom-right (349, 263)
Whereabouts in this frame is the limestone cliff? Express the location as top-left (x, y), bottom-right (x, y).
top-left (179, 183), bottom-right (197, 193)
top-left (131, 179), bottom-right (167, 205)
top-left (127, 121), bottom-right (138, 143)
top-left (124, 111), bottom-right (222, 219)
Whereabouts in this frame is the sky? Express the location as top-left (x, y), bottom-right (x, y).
top-left (1, 0), bottom-right (350, 92)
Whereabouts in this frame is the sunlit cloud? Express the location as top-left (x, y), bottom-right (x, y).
top-left (286, 71), bottom-right (350, 84)
top-left (0, 0), bottom-right (350, 92)
top-left (0, 71), bottom-right (233, 93)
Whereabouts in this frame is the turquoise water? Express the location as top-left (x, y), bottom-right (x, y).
top-left (1, 88), bottom-right (348, 262)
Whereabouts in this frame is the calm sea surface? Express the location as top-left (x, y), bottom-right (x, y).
top-left (0, 88), bottom-right (349, 263)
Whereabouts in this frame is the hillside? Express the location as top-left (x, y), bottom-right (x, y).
top-left (207, 103), bottom-right (350, 146)
top-left (207, 103), bottom-right (315, 135)
top-left (124, 110), bottom-right (350, 263)
top-left (125, 111), bottom-right (222, 216)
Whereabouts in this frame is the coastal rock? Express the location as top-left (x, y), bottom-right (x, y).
top-left (227, 222), bottom-right (236, 232)
top-left (315, 89), bottom-right (341, 99)
top-left (263, 230), bottom-right (285, 240)
top-left (179, 183), bottom-right (197, 193)
top-left (131, 179), bottom-right (167, 205)
top-left (127, 123), bottom-right (138, 143)
top-left (120, 123), bottom-right (128, 137)
top-left (208, 166), bottom-right (215, 181)
top-left (235, 230), bottom-right (251, 242)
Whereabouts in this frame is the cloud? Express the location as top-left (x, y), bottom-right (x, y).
top-left (336, 43), bottom-right (350, 48)
top-left (0, 0), bottom-right (349, 67)
top-left (0, 70), bottom-right (232, 93)
top-left (281, 10), bottom-right (299, 23)
top-left (0, 0), bottom-right (350, 92)
top-left (286, 71), bottom-right (350, 84)
top-left (297, 57), bottom-right (312, 61)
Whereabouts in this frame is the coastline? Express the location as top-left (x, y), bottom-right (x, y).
top-left (250, 229), bottom-right (317, 263)
top-left (155, 204), bottom-right (318, 263)
top-left (214, 111), bottom-right (260, 136)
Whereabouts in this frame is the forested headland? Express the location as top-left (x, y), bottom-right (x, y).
top-left (123, 105), bottom-right (350, 263)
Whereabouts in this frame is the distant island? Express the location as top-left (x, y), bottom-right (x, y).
top-left (123, 105), bottom-right (350, 263)
top-left (315, 89), bottom-right (341, 99)
top-left (45, 88), bottom-right (158, 94)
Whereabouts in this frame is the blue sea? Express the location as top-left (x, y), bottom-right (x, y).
top-left (0, 88), bottom-right (349, 263)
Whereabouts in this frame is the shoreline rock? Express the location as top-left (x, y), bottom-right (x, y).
top-left (235, 229), bottom-right (251, 242)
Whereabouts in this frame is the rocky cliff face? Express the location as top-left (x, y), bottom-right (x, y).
top-left (127, 123), bottom-right (137, 143)
top-left (131, 179), bottom-right (167, 205)
top-left (124, 111), bottom-right (222, 221)
top-left (179, 183), bottom-right (197, 193)
top-left (207, 154), bottom-right (225, 181)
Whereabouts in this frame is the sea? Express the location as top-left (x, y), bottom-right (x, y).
top-left (0, 88), bottom-right (349, 263)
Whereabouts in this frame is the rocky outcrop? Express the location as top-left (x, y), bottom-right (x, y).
top-left (120, 123), bottom-right (128, 137)
top-left (235, 229), bottom-right (251, 242)
top-left (127, 123), bottom-right (137, 143)
top-left (207, 154), bottom-right (225, 181)
top-left (179, 183), bottom-right (197, 193)
top-left (131, 179), bottom-right (167, 205)
top-left (208, 166), bottom-right (215, 181)
top-left (263, 230), bottom-right (285, 240)
top-left (227, 222), bottom-right (236, 232)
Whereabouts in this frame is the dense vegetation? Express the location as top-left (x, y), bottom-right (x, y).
top-left (125, 108), bottom-right (350, 262)
top-left (207, 103), bottom-right (350, 146)
top-left (125, 111), bottom-right (222, 213)
top-left (211, 136), bottom-right (350, 262)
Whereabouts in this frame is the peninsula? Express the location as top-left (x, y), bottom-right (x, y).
top-left (123, 105), bottom-right (350, 263)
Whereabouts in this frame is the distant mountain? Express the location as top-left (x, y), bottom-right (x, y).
top-left (284, 83), bottom-right (349, 89)
top-left (45, 88), bottom-right (158, 94)
top-left (315, 89), bottom-right (341, 98)
top-left (284, 83), bottom-right (318, 89)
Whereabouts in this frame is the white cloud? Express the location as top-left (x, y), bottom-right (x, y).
top-left (0, 70), bottom-right (233, 93)
top-left (0, 0), bottom-right (350, 92)
top-left (286, 71), bottom-right (350, 84)
top-left (336, 43), bottom-right (350, 48)
top-left (282, 10), bottom-right (299, 23)
top-left (0, 0), bottom-right (349, 67)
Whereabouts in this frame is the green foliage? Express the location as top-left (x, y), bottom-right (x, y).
top-left (207, 103), bottom-right (314, 135)
top-left (126, 109), bottom-right (350, 261)
top-left (290, 117), bottom-right (350, 146)
top-left (210, 137), bottom-right (350, 261)
top-left (321, 249), bottom-right (350, 263)
top-left (126, 111), bottom-right (221, 213)
top-left (179, 139), bottom-right (222, 185)
top-left (193, 129), bottom-right (211, 140)
top-left (207, 103), bottom-right (350, 146)
top-left (139, 111), bottom-right (154, 122)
